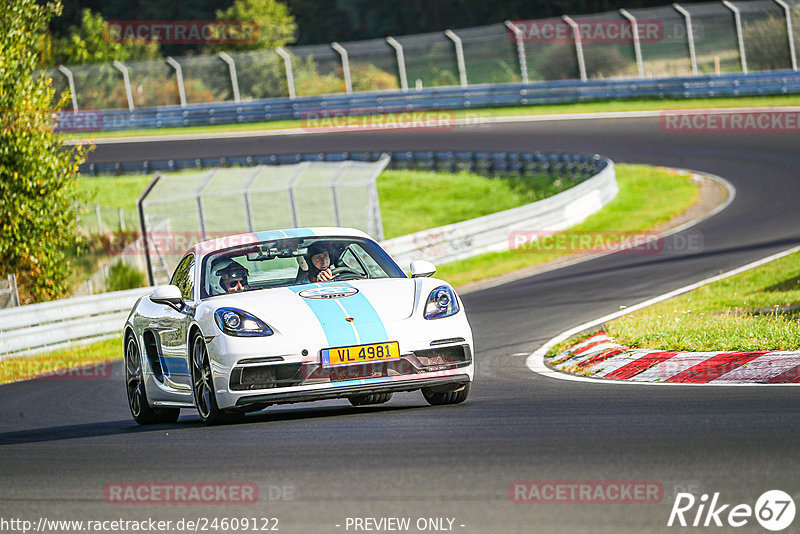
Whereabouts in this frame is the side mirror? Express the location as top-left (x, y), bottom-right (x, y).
top-left (150, 285), bottom-right (184, 308)
top-left (409, 259), bottom-right (436, 278)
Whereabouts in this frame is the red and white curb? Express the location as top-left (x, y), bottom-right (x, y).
top-left (527, 244), bottom-right (800, 387)
top-left (549, 332), bottom-right (800, 384)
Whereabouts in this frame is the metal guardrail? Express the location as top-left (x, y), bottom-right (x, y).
top-left (382, 158), bottom-right (616, 266)
top-left (62, 69), bottom-right (800, 134)
top-left (0, 287), bottom-right (151, 357)
top-left (82, 150), bottom-right (606, 177)
top-left (4, 151), bottom-right (610, 357)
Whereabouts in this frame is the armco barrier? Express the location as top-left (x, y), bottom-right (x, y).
top-left (4, 151), bottom-right (612, 357)
top-left (61, 70), bottom-right (800, 134)
top-left (382, 158), bottom-right (616, 266)
top-left (82, 150), bottom-right (605, 178)
top-left (0, 287), bottom-right (151, 357)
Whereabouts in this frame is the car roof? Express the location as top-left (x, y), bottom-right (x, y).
top-left (192, 227), bottom-right (373, 256)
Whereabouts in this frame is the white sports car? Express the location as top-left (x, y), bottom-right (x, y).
top-left (123, 227), bottom-right (474, 424)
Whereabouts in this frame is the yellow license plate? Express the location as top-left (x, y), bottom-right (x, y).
top-left (321, 341), bottom-right (400, 367)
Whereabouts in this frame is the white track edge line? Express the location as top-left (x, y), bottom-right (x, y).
top-left (526, 243), bottom-right (800, 387)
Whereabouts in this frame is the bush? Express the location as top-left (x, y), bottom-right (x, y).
top-left (106, 259), bottom-right (146, 291)
top-left (535, 42), bottom-right (632, 80)
top-left (742, 14), bottom-right (797, 71)
top-left (0, 0), bottom-right (87, 303)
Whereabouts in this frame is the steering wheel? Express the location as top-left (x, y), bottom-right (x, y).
top-left (329, 266), bottom-right (364, 281)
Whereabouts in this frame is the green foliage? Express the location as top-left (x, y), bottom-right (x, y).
top-left (0, 0), bottom-right (87, 303)
top-left (211, 0), bottom-right (296, 52)
top-left (47, 9), bottom-right (160, 67)
top-left (535, 42), bottom-right (632, 80)
top-left (106, 258), bottom-right (146, 291)
top-left (742, 11), bottom-right (799, 72)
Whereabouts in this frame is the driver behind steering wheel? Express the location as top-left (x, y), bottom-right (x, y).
top-left (306, 243), bottom-right (335, 283)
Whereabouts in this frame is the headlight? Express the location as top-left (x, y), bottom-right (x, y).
top-left (214, 307), bottom-right (274, 337)
top-left (424, 286), bottom-right (460, 320)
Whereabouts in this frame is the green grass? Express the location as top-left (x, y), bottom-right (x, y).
top-left (0, 336), bottom-right (121, 385)
top-left (79, 175), bottom-right (153, 211)
top-left (436, 165), bottom-right (699, 286)
top-left (606, 251), bottom-right (800, 352)
top-left (63, 94), bottom-right (800, 140)
top-left (378, 170), bottom-right (572, 239)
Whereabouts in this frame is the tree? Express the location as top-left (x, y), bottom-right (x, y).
top-left (48, 8), bottom-right (160, 66)
top-left (211, 0), bottom-right (296, 52)
top-left (0, 0), bottom-right (88, 303)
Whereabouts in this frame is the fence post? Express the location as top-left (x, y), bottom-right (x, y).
top-left (287, 163), bottom-right (309, 227)
top-left (722, 1), bottom-right (748, 74)
top-left (118, 208), bottom-right (126, 232)
top-left (504, 21), bottom-right (529, 83)
top-left (619, 9), bottom-right (645, 78)
top-left (57, 65), bottom-right (78, 112)
top-left (195, 170), bottom-right (217, 242)
top-left (329, 162), bottom-right (351, 227)
top-left (112, 60), bottom-right (135, 111)
top-left (275, 47), bottom-right (296, 99)
top-left (243, 166), bottom-right (262, 233)
top-left (218, 52), bottom-right (241, 103)
top-left (561, 16), bottom-right (587, 82)
top-left (95, 205), bottom-right (104, 235)
top-left (136, 173), bottom-right (162, 286)
top-left (331, 42), bottom-right (353, 94)
top-left (773, 0), bottom-right (798, 71)
top-left (673, 4), bottom-right (699, 75)
top-left (165, 57), bottom-right (187, 107)
top-left (386, 37), bottom-right (409, 91)
top-left (444, 30), bottom-right (468, 87)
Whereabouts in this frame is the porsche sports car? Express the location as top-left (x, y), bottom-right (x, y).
top-left (123, 228), bottom-right (474, 424)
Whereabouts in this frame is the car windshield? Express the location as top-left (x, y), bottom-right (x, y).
top-left (200, 236), bottom-right (406, 298)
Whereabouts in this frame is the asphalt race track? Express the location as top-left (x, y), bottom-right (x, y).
top-left (1, 117), bottom-right (799, 533)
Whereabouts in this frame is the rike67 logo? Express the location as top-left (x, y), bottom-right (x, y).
top-left (668, 490), bottom-right (795, 531)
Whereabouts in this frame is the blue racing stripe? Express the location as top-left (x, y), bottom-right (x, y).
top-left (282, 228), bottom-right (315, 238)
top-left (336, 282), bottom-right (389, 345)
top-left (289, 284), bottom-right (358, 347)
top-left (253, 228), bottom-right (315, 241)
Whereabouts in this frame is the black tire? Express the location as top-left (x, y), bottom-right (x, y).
top-left (125, 335), bottom-right (180, 425)
top-left (348, 392), bottom-right (393, 406)
top-left (191, 332), bottom-right (244, 425)
top-left (422, 382), bottom-right (471, 406)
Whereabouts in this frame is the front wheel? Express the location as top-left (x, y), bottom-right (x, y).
top-left (191, 332), bottom-right (244, 425)
top-left (125, 336), bottom-right (179, 425)
top-left (422, 382), bottom-right (471, 406)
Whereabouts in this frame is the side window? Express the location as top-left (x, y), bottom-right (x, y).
top-left (351, 244), bottom-right (389, 279)
top-left (170, 254), bottom-right (195, 300)
top-left (340, 248), bottom-right (367, 276)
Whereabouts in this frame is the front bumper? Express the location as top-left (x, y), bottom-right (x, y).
top-left (234, 373), bottom-right (471, 407)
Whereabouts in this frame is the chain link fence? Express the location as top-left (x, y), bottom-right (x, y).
top-left (136, 158), bottom-right (389, 284)
top-left (0, 275), bottom-right (20, 309)
top-left (42, 0), bottom-right (800, 112)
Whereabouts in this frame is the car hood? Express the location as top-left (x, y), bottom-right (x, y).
top-left (204, 278), bottom-right (417, 339)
